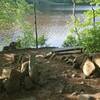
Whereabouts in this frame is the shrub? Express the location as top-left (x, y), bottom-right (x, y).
top-left (79, 26), bottom-right (100, 53)
top-left (63, 34), bottom-right (78, 47)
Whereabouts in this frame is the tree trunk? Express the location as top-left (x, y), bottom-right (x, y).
top-left (34, 0), bottom-right (38, 48)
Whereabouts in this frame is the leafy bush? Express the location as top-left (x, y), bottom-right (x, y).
top-left (16, 23), bottom-right (46, 48)
top-left (38, 34), bottom-right (47, 47)
top-left (63, 0), bottom-right (100, 54)
top-left (63, 26), bottom-right (100, 53)
top-left (63, 34), bottom-right (78, 47)
top-left (16, 34), bottom-right (46, 49)
top-left (79, 26), bottom-right (100, 53)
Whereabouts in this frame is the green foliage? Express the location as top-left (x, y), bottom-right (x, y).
top-left (16, 23), bottom-right (35, 48)
top-left (75, 0), bottom-right (91, 4)
top-left (16, 34), bottom-right (46, 49)
top-left (0, 0), bottom-right (31, 30)
top-left (16, 23), bottom-right (46, 48)
top-left (38, 34), bottom-right (47, 46)
top-left (63, 34), bottom-right (78, 47)
top-left (46, 0), bottom-right (90, 4)
top-left (91, 0), bottom-right (100, 4)
top-left (79, 27), bottom-right (100, 53)
top-left (0, 0), bottom-right (46, 49)
top-left (63, 26), bottom-right (100, 53)
top-left (63, 0), bottom-right (100, 53)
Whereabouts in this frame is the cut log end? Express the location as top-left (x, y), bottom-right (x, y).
top-left (82, 58), bottom-right (95, 77)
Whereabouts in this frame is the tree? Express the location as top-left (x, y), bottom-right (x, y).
top-left (34, 0), bottom-right (38, 48)
top-left (63, 0), bottom-right (100, 53)
top-left (0, 0), bottom-right (46, 49)
top-left (0, 0), bottom-right (31, 31)
top-left (0, 0), bottom-right (33, 49)
top-left (72, 0), bottom-right (79, 37)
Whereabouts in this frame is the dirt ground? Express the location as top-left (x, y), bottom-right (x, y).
top-left (0, 48), bottom-right (100, 100)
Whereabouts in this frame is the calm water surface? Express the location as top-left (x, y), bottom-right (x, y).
top-left (28, 12), bottom-right (84, 47)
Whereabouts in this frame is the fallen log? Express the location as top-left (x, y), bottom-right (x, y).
top-left (82, 57), bottom-right (96, 78)
top-left (52, 47), bottom-right (83, 53)
top-left (54, 50), bottom-right (82, 55)
top-left (45, 47), bottom-right (83, 60)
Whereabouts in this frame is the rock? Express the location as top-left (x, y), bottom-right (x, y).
top-left (24, 76), bottom-right (33, 90)
top-left (82, 58), bottom-right (95, 77)
top-left (4, 69), bottom-right (21, 93)
top-left (79, 94), bottom-right (95, 100)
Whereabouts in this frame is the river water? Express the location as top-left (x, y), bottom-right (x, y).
top-left (26, 5), bottom-right (100, 47)
top-left (28, 12), bottom-right (84, 47)
top-left (0, 6), bottom-right (100, 50)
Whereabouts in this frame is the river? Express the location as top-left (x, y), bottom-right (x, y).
top-left (27, 12), bottom-right (84, 47)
